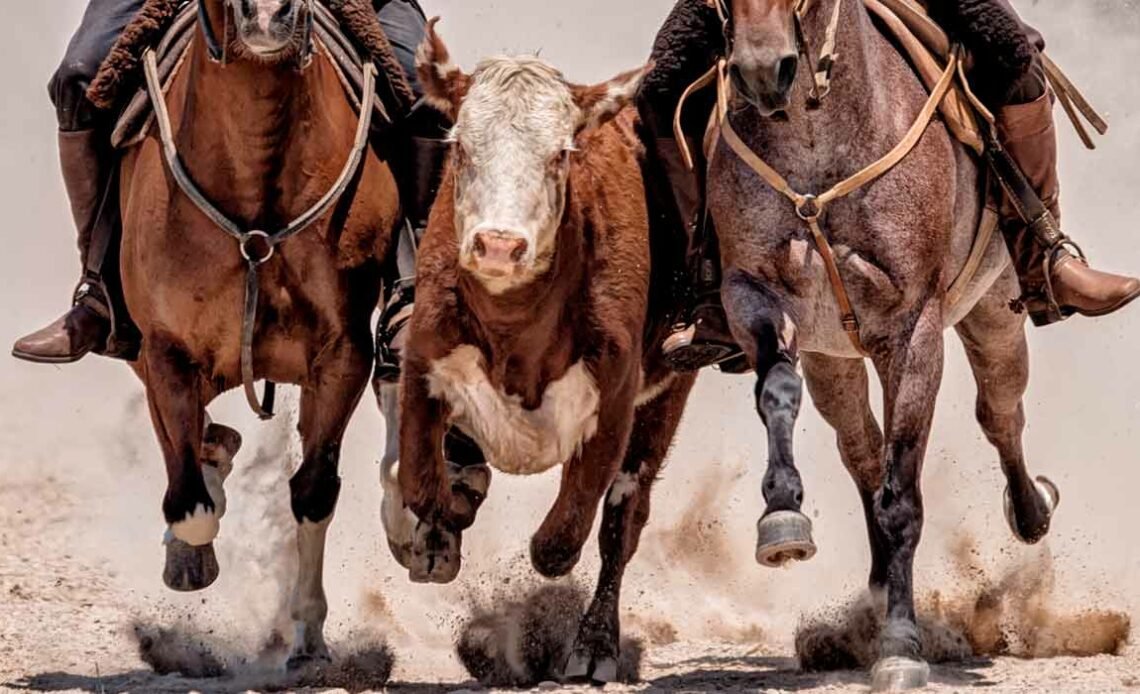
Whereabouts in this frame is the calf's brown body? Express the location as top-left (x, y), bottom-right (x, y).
top-left (388, 34), bottom-right (693, 681)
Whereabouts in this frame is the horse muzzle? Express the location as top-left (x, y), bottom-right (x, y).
top-left (729, 53), bottom-right (798, 115)
top-left (234, 0), bottom-right (302, 57)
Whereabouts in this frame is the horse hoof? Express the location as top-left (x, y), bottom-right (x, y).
top-left (870, 656), bottom-right (930, 692)
top-left (386, 538), bottom-right (413, 570)
top-left (563, 651), bottom-right (591, 681)
top-left (755, 510), bottom-right (817, 567)
top-left (286, 651), bottom-right (332, 672)
top-left (409, 522), bottom-right (461, 584)
top-left (1004, 475), bottom-right (1060, 544)
top-left (163, 539), bottom-right (219, 592)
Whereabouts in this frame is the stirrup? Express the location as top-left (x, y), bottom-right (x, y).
top-left (79, 280), bottom-right (140, 361)
top-left (374, 279), bottom-right (415, 384)
top-left (1021, 234), bottom-right (1085, 327)
top-left (662, 322), bottom-right (741, 372)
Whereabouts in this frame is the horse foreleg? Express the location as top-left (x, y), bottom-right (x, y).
top-left (802, 353), bottom-right (889, 590)
top-left (723, 273), bottom-right (816, 567)
top-left (530, 365), bottom-right (639, 580)
top-left (955, 269), bottom-right (1058, 544)
top-left (868, 299), bottom-right (943, 692)
top-left (286, 339), bottom-right (371, 671)
top-left (565, 375), bottom-right (695, 684)
top-left (141, 335), bottom-right (221, 592)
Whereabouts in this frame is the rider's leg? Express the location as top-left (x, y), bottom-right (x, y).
top-left (638, 0), bottom-right (745, 372)
top-left (12, 0), bottom-right (143, 364)
top-left (372, 0), bottom-right (451, 383)
top-left (371, 1), bottom-right (485, 467)
top-left (949, 0), bottom-right (1140, 325)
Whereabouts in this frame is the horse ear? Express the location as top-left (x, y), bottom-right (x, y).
top-left (570, 62), bottom-right (653, 133)
top-left (415, 17), bottom-right (471, 119)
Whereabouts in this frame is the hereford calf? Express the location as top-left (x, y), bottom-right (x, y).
top-left (383, 19), bottom-right (695, 681)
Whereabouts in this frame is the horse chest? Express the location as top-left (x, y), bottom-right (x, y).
top-left (425, 345), bottom-right (600, 475)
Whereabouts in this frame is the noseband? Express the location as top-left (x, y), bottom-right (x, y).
top-left (197, 0), bottom-right (316, 69)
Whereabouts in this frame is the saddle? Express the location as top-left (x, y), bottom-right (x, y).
top-left (107, 1), bottom-right (410, 149)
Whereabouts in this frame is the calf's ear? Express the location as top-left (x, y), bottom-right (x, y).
top-left (570, 62), bottom-right (653, 133)
top-left (415, 18), bottom-right (471, 120)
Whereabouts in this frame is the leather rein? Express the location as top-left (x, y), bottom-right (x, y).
top-left (142, 5), bottom-right (377, 419)
top-left (688, 0), bottom-right (962, 356)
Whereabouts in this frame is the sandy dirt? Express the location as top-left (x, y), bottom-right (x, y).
top-left (2, 0), bottom-right (1139, 692)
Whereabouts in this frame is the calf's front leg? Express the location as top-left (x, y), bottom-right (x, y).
top-left (530, 362), bottom-right (639, 579)
top-left (398, 360), bottom-right (483, 583)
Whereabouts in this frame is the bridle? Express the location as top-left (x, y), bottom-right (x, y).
top-left (198, 0), bottom-right (316, 69)
top-left (685, 0), bottom-right (966, 356)
top-left (707, 0), bottom-right (843, 106)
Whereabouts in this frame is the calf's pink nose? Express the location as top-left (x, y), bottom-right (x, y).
top-left (473, 231), bottom-right (528, 275)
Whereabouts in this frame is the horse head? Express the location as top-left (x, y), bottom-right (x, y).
top-left (203, 0), bottom-right (312, 63)
top-left (714, 0), bottom-right (802, 114)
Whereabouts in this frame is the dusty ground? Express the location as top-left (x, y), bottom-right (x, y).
top-left (2, 2), bottom-right (1139, 693)
top-left (0, 385), bottom-right (1134, 693)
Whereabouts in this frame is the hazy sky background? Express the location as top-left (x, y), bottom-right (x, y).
top-left (0, 0), bottom-right (1137, 672)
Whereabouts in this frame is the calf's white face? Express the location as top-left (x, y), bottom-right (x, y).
top-left (416, 19), bottom-right (650, 294)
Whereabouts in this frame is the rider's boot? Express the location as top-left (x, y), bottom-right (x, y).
top-left (993, 64), bottom-right (1140, 326)
top-left (12, 130), bottom-right (135, 363)
top-left (652, 137), bottom-right (745, 372)
top-left (374, 132), bottom-right (449, 385)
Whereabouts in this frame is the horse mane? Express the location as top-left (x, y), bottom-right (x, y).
top-left (87, 0), bottom-right (416, 115)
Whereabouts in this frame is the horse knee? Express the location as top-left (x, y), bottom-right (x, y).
top-left (756, 361), bottom-right (802, 426)
top-left (290, 443), bottom-right (342, 524)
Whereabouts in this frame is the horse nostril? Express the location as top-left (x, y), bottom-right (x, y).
top-left (472, 236), bottom-right (487, 258)
top-left (510, 240), bottom-right (528, 262)
top-left (776, 55), bottom-right (799, 94)
top-left (273, 2), bottom-right (294, 21)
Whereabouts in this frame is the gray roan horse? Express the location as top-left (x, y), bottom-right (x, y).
top-left (706, 0), bottom-right (1059, 688)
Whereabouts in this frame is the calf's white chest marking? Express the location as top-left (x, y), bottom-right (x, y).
top-left (426, 345), bottom-right (600, 475)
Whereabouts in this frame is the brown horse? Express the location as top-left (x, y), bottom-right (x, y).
top-left (707, 0), bottom-right (1058, 688)
top-left (118, 0), bottom-right (400, 668)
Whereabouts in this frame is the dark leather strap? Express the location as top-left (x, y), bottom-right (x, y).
top-left (197, 0), bottom-right (225, 63)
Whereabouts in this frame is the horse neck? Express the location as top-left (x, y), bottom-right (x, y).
top-left (755, 0), bottom-right (907, 177)
top-left (175, 7), bottom-right (325, 229)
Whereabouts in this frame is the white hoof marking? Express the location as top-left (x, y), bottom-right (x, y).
top-left (171, 504), bottom-right (220, 546)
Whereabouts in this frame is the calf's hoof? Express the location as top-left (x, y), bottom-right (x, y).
top-left (1004, 475), bottom-right (1060, 544)
top-left (755, 510), bottom-right (817, 567)
top-left (409, 522), bottom-right (462, 584)
top-left (449, 462), bottom-right (492, 526)
top-left (870, 656), bottom-right (930, 692)
top-left (286, 650), bottom-right (332, 672)
top-left (529, 535), bottom-right (583, 579)
top-left (163, 538), bottom-right (219, 592)
top-left (563, 649), bottom-right (619, 685)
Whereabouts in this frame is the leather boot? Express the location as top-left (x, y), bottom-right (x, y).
top-left (374, 134), bottom-right (449, 385)
top-left (654, 137), bottom-right (745, 372)
top-left (996, 92), bottom-right (1140, 326)
top-left (12, 130), bottom-right (116, 363)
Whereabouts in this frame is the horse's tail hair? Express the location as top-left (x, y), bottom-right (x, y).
top-left (87, 0), bottom-right (182, 111)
